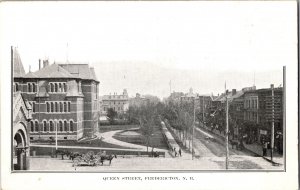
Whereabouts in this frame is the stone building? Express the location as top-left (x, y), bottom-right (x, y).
top-left (12, 47), bottom-right (99, 141)
top-left (101, 89), bottom-right (129, 115)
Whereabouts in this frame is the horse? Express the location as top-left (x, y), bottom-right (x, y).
top-left (99, 154), bottom-right (117, 165)
top-left (69, 152), bottom-right (83, 160)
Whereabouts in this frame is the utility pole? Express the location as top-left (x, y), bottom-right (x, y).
top-left (203, 96), bottom-right (205, 127)
top-left (225, 84), bottom-right (229, 169)
top-left (271, 84), bottom-right (275, 161)
top-left (55, 120), bottom-right (58, 150)
top-left (192, 97), bottom-right (195, 160)
top-left (283, 66), bottom-right (286, 161)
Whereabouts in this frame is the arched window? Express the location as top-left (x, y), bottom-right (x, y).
top-left (28, 83), bottom-right (32, 93)
top-left (70, 121), bottom-right (74, 132)
top-left (55, 83), bottom-right (58, 92)
top-left (49, 121), bottom-right (54, 132)
top-left (60, 102), bottom-right (63, 112)
top-left (51, 102), bottom-right (54, 112)
top-left (68, 102), bottom-right (71, 112)
top-left (55, 102), bottom-right (59, 112)
top-left (59, 121), bottom-right (63, 132)
top-left (32, 83), bottom-right (36, 92)
top-left (46, 102), bottom-right (50, 112)
top-left (64, 121), bottom-right (68, 131)
top-left (30, 121), bottom-right (34, 132)
top-left (64, 102), bottom-right (67, 112)
top-left (35, 121), bottom-right (39, 132)
top-left (63, 83), bottom-right (67, 92)
top-left (50, 83), bottom-right (54, 92)
top-left (43, 121), bottom-right (47, 132)
top-left (59, 83), bottom-right (62, 92)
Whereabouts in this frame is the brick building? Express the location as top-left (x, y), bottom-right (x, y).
top-left (12, 48), bottom-right (99, 141)
top-left (242, 85), bottom-right (283, 151)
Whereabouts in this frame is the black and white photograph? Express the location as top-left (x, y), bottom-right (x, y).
top-left (0, 1), bottom-right (298, 190)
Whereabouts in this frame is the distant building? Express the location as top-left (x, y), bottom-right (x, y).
top-left (101, 89), bottom-right (129, 115)
top-left (129, 93), bottom-right (149, 107)
top-left (13, 47), bottom-right (99, 141)
top-left (242, 85), bottom-right (283, 152)
top-left (168, 91), bottom-right (184, 103)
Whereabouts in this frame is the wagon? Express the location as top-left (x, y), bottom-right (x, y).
top-left (72, 151), bottom-right (99, 166)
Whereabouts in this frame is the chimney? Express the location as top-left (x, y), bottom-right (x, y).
top-left (39, 59), bottom-right (41, 70)
top-left (232, 89), bottom-right (236, 95)
top-left (43, 59), bottom-right (49, 68)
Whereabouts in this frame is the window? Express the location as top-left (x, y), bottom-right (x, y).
top-left (64, 121), bottom-right (68, 131)
top-left (60, 102), bottom-right (63, 112)
top-left (55, 83), bottom-right (58, 92)
top-left (55, 102), bottom-right (59, 112)
top-left (15, 83), bottom-right (19, 91)
top-left (32, 102), bottom-right (35, 112)
top-left (59, 83), bottom-right (62, 92)
top-left (51, 102), bottom-right (54, 112)
top-left (70, 121), bottom-right (74, 132)
top-left (46, 102), bottom-right (50, 112)
top-left (68, 102), bottom-right (71, 112)
top-left (35, 121), bottom-right (39, 132)
top-left (43, 121), bottom-right (47, 132)
top-left (50, 121), bottom-right (54, 132)
top-left (50, 83), bottom-right (54, 92)
top-left (33, 83), bottom-right (36, 92)
top-left (30, 121), bottom-right (34, 132)
top-left (64, 137), bottom-right (67, 140)
top-left (64, 102), bottom-right (67, 112)
top-left (28, 83), bottom-right (32, 93)
top-left (59, 121), bottom-right (63, 132)
top-left (63, 83), bottom-right (67, 92)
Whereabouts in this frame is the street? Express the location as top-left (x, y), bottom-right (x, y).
top-left (191, 127), bottom-right (282, 169)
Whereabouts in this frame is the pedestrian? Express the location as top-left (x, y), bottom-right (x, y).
top-left (179, 148), bottom-right (182, 157)
top-left (174, 148), bottom-right (177, 157)
top-left (262, 141), bottom-right (267, 156)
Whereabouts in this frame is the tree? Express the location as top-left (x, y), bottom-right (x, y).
top-left (107, 108), bottom-right (117, 124)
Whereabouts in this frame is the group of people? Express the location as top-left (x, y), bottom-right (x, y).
top-left (171, 147), bottom-right (182, 157)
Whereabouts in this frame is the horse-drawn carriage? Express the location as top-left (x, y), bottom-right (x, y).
top-left (72, 151), bottom-right (116, 167)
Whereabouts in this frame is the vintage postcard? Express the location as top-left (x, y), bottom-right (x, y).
top-left (0, 1), bottom-right (298, 190)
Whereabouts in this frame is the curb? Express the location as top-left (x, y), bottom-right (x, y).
top-left (242, 145), bottom-right (282, 166)
top-left (199, 126), bottom-right (282, 166)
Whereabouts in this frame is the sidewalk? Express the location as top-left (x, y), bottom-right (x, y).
top-left (242, 143), bottom-right (284, 166)
top-left (200, 124), bottom-right (284, 166)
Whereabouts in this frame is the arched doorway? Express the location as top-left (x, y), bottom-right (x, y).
top-left (13, 123), bottom-right (29, 170)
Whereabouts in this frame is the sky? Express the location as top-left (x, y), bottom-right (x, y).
top-left (0, 1), bottom-right (297, 99)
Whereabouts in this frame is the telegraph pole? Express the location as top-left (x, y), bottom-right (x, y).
top-left (225, 83), bottom-right (229, 169)
top-left (203, 96), bottom-right (205, 127)
top-left (271, 84), bottom-right (275, 161)
top-left (55, 120), bottom-right (58, 150)
top-left (191, 97), bottom-right (196, 160)
top-left (225, 95), bottom-right (229, 169)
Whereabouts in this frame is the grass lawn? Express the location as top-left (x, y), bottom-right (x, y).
top-left (32, 139), bottom-right (131, 149)
top-left (99, 124), bottom-right (139, 132)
